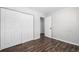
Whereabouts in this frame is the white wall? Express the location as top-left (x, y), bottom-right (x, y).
top-left (50, 7), bottom-right (79, 45)
top-left (5, 7), bottom-right (44, 39)
top-left (0, 8), bottom-right (1, 48)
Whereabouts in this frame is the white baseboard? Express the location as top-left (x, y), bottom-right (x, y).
top-left (51, 37), bottom-right (79, 46)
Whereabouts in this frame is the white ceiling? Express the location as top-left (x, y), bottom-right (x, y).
top-left (29, 7), bottom-right (64, 16)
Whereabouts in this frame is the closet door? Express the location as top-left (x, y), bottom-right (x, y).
top-left (1, 8), bottom-right (33, 49)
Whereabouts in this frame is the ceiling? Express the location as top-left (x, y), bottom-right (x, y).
top-left (29, 7), bottom-right (64, 16)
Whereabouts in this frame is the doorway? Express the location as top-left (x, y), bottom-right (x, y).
top-left (40, 17), bottom-right (45, 38)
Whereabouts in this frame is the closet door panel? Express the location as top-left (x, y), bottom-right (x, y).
top-left (21, 13), bottom-right (33, 43)
top-left (1, 8), bottom-right (22, 49)
top-left (1, 8), bottom-right (33, 49)
top-left (1, 9), bottom-right (6, 49)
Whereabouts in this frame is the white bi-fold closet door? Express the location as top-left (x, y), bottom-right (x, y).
top-left (1, 8), bottom-right (33, 49)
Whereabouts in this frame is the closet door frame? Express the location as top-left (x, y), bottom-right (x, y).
top-left (0, 7), bottom-right (35, 50)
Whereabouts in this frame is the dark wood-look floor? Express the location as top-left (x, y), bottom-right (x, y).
top-left (0, 37), bottom-right (79, 52)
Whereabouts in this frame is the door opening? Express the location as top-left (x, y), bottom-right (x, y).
top-left (40, 17), bottom-right (45, 38)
